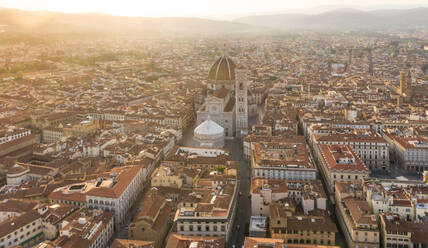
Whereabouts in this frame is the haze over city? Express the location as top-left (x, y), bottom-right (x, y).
top-left (0, 0), bottom-right (428, 18)
top-left (0, 1), bottom-right (427, 248)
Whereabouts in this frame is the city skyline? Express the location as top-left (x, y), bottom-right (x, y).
top-left (0, 1), bottom-right (427, 248)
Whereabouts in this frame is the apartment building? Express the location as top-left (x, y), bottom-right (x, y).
top-left (49, 165), bottom-right (145, 228)
top-left (129, 189), bottom-right (172, 248)
top-left (251, 140), bottom-right (317, 181)
top-left (383, 130), bottom-right (428, 172)
top-left (379, 213), bottom-right (428, 248)
top-left (270, 212), bottom-right (337, 246)
top-left (174, 175), bottom-right (238, 242)
top-left (0, 127), bottom-right (36, 158)
top-left (0, 206), bottom-right (47, 248)
top-left (309, 125), bottom-right (390, 171)
top-left (335, 182), bottom-right (380, 248)
top-left (316, 144), bottom-right (370, 196)
top-left (250, 179), bottom-right (326, 216)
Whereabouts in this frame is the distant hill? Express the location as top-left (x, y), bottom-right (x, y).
top-left (235, 7), bottom-right (428, 31)
top-left (0, 7), bottom-right (426, 36)
top-left (0, 8), bottom-right (260, 36)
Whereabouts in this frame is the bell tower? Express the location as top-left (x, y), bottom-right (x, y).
top-left (235, 66), bottom-right (248, 137)
top-left (400, 70), bottom-right (412, 97)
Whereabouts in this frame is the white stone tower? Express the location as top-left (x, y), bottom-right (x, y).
top-left (235, 66), bottom-right (249, 137)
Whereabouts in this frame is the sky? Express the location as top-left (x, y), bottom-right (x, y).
top-left (0, 0), bottom-right (427, 19)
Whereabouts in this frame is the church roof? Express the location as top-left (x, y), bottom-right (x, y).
top-left (7, 164), bottom-right (28, 175)
top-left (208, 56), bottom-right (236, 81)
top-left (211, 88), bottom-right (229, 99)
top-left (194, 119), bottom-right (224, 136)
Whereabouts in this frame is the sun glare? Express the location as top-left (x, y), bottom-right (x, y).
top-left (1, 0), bottom-right (426, 18)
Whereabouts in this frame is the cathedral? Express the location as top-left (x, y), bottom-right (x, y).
top-left (196, 55), bottom-right (249, 139)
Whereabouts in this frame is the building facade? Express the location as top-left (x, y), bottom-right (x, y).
top-left (197, 55), bottom-right (249, 138)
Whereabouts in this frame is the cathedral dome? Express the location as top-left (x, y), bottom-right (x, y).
top-left (208, 56), bottom-right (236, 81)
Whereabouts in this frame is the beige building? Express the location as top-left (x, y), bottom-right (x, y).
top-left (0, 128), bottom-right (36, 159)
top-left (174, 175), bottom-right (238, 243)
top-left (37, 208), bottom-right (114, 248)
top-left (0, 206), bottom-right (47, 248)
top-left (49, 166), bottom-right (145, 229)
top-left (41, 204), bottom-right (76, 240)
top-left (111, 239), bottom-right (155, 248)
top-left (251, 178), bottom-right (327, 217)
top-left (251, 179), bottom-right (288, 216)
top-left (151, 165), bottom-right (200, 188)
top-left (251, 139), bottom-right (317, 181)
top-left (42, 117), bottom-right (101, 143)
top-left (243, 237), bottom-right (340, 248)
top-left (270, 211), bottom-right (337, 246)
top-left (165, 233), bottom-right (225, 248)
top-left (129, 190), bottom-right (172, 248)
top-left (383, 130), bottom-right (428, 172)
top-left (310, 125), bottom-right (390, 171)
top-left (363, 180), bottom-right (428, 221)
top-left (380, 214), bottom-right (428, 248)
top-left (335, 182), bottom-right (380, 248)
top-left (316, 144), bottom-right (370, 197)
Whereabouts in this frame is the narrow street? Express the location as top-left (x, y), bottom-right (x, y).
top-left (178, 105), bottom-right (263, 248)
top-left (226, 137), bottom-right (251, 248)
top-left (113, 181), bottom-right (150, 240)
top-left (228, 113), bottom-right (260, 248)
top-left (179, 120), bottom-right (197, 147)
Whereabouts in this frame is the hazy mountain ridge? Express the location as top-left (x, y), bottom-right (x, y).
top-left (0, 8), bottom-right (260, 36)
top-left (0, 7), bottom-right (427, 35)
top-left (235, 7), bottom-right (428, 31)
